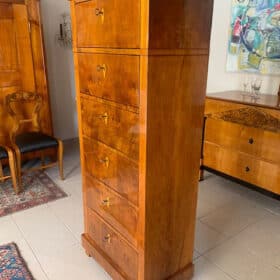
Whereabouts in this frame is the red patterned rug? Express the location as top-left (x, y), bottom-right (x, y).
top-left (0, 243), bottom-right (34, 280)
top-left (0, 171), bottom-right (67, 217)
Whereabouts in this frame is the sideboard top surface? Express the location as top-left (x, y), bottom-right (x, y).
top-left (207, 91), bottom-right (280, 111)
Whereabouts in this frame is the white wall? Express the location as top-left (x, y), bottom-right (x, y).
top-left (207, 0), bottom-right (280, 95)
top-left (40, 0), bottom-right (78, 140)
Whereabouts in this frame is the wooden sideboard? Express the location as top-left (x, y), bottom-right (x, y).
top-left (70, 0), bottom-right (213, 279)
top-left (0, 0), bottom-right (52, 145)
top-left (202, 91), bottom-right (280, 195)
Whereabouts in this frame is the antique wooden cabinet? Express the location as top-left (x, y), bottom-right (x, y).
top-left (0, 0), bottom-right (52, 145)
top-left (70, 1), bottom-right (213, 279)
top-left (202, 92), bottom-right (280, 195)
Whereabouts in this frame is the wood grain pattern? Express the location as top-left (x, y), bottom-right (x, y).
top-left (143, 55), bottom-right (208, 279)
top-left (13, 4), bottom-right (36, 92)
top-left (78, 53), bottom-right (140, 107)
top-left (80, 96), bottom-right (139, 160)
top-left (0, 1), bottom-right (24, 4)
top-left (26, 0), bottom-right (53, 134)
top-left (85, 173), bottom-right (139, 246)
top-left (83, 137), bottom-right (139, 206)
top-left (203, 94), bottom-right (280, 195)
top-left (204, 142), bottom-right (280, 195)
top-left (149, 0), bottom-right (213, 49)
top-left (205, 98), bottom-right (245, 115)
top-left (87, 208), bottom-right (138, 280)
top-left (71, 0), bottom-right (213, 278)
top-left (74, 0), bottom-right (140, 48)
top-left (82, 234), bottom-right (126, 280)
top-left (0, 0), bottom-right (52, 146)
top-left (211, 107), bottom-right (280, 133)
top-left (205, 118), bottom-right (280, 164)
top-left (0, 145), bottom-right (18, 193)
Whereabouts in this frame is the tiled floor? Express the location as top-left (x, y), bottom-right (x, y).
top-left (1, 139), bottom-right (280, 280)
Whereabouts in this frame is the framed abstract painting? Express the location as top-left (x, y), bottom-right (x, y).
top-left (227, 0), bottom-right (280, 74)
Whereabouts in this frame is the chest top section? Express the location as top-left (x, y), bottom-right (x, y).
top-left (72, 0), bottom-right (214, 50)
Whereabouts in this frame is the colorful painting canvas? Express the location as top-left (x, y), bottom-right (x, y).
top-left (227, 0), bottom-right (280, 74)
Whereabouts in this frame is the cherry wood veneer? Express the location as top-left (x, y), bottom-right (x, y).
top-left (78, 53), bottom-right (140, 108)
top-left (0, 0), bottom-right (52, 146)
top-left (203, 93), bottom-right (280, 195)
top-left (85, 173), bottom-right (139, 246)
top-left (80, 96), bottom-right (139, 161)
top-left (74, 0), bottom-right (140, 49)
top-left (87, 209), bottom-right (139, 279)
top-left (83, 137), bottom-right (139, 206)
top-left (70, 0), bottom-right (214, 279)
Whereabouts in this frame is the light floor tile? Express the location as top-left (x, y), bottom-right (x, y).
top-left (195, 220), bottom-right (227, 254)
top-left (37, 243), bottom-right (111, 280)
top-left (12, 204), bottom-right (78, 255)
top-left (0, 216), bottom-right (23, 243)
top-left (196, 196), bottom-right (224, 219)
top-left (200, 199), bottom-right (270, 237)
top-left (199, 178), bottom-right (241, 204)
top-left (15, 238), bottom-right (49, 280)
top-left (230, 214), bottom-right (280, 269)
top-left (193, 256), bottom-right (234, 280)
top-left (48, 195), bottom-right (84, 241)
top-left (196, 176), bottom-right (243, 219)
top-left (0, 217), bottom-right (49, 280)
top-left (205, 238), bottom-right (280, 280)
top-left (193, 250), bottom-right (200, 260)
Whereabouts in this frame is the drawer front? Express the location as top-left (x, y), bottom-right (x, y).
top-left (87, 208), bottom-right (138, 280)
top-left (205, 118), bottom-right (280, 163)
top-left (78, 53), bottom-right (139, 108)
top-left (204, 142), bottom-right (280, 194)
top-left (83, 137), bottom-right (139, 206)
top-left (74, 0), bottom-right (140, 48)
top-left (81, 96), bottom-right (139, 160)
top-left (85, 173), bottom-right (138, 245)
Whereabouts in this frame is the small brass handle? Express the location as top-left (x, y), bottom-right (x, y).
top-left (248, 138), bottom-right (254, 144)
top-left (98, 112), bottom-right (108, 125)
top-left (102, 197), bottom-right (110, 207)
top-left (95, 8), bottom-right (104, 23)
top-left (245, 166), bottom-right (250, 172)
top-left (99, 156), bottom-right (110, 168)
top-left (96, 64), bottom-right (107, 78)
top-left (95, 8), bottom-right (104, 16)
top-left (103, 234), bottom-right (111, 243)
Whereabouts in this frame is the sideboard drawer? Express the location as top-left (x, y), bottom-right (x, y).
top-left (87, 209), bottom-right (138, 280)
top-left (74, 0), bottom-right (140, 48)
top-left (204, 142), bottom-right (280, 194)
top-left (205, 118), bottom-right (280, 163)
top-left (78, 53), bottom-right (139, 108)
top-left (83, 137), bottom-right (139, 206)
top-left (81, 96), bottom-right (139, 160)
top-left (85, 173), bottom-right (138, 245)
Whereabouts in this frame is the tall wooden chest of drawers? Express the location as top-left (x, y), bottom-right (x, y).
top-left (70, 1), bottom-right (213, 279)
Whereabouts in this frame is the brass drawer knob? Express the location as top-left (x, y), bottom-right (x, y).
top-left (99, 156), bottom-right (110, 168)
top-left (102, 197), bottom-right (110, 207)
top-left (95, 8), bottom-right (104, 16)
top-left (103, 234), bottom-right (111, 243)
top-left (95, 8), bottom-right (104, 23)
top-left (248, 138), bottom-right (254, 144)
top-left (98, 112), bottom-right (108, 125)
top-left (245, 166), bottom-right (250, 172)
top-left (96, 64), bottom-right (107, 78)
